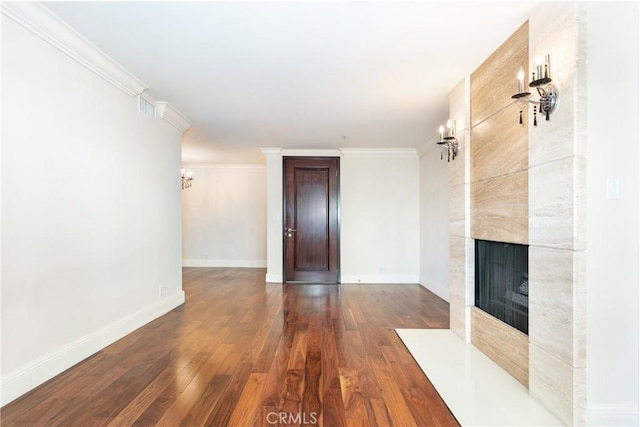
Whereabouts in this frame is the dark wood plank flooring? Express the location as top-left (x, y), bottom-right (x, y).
top-left (1, 268), bottom-right (457, 426)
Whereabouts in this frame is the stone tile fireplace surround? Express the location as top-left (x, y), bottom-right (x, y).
top-left (447, 3), bottom-right (587, 425)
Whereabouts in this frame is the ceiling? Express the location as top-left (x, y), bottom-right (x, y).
top-left (44, 1), bottom-right (537, 164)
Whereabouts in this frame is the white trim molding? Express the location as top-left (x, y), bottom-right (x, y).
top-left (0, 291), bottom-right (185, 406)
top-left (260, 148), bottom-right (283, 156)
top-left (419, 280), bottom-right (450, 302)
top-left (156, 102), bottom-right (192, 133)
top-left (1, 3), bottom-right (193, 130)
top-left (587, 405), bottom-right (640, 426)
top-left (261, 148), bottom-right (419, 159)
top-left (1, 2), bottom-right (147, 97)
top-left (281, 149), bottom-right (343, 158)
top-left (183, 164), bottom-right (266, 171)
top-left (340, 148), bottom-right (418, 158)
top-left (341, 274), bottom-right (420, 284)
top-left (182, 259), bottom-right (267, 268)
top-left (265, 273), bottom-right (283, 283)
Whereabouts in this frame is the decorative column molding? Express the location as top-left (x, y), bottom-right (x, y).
top-left (260, 148), bottom-right (284, 283)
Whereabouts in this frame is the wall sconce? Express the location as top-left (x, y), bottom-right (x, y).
top-left (511, 54), bottom-right (558, 126)
top-left (437, 119), bottom-right (458, 162)
top-left (181, 168), bottom-right (194, 190)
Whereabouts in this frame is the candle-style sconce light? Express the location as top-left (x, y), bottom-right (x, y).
top-left (181, 168), bottom-right (194, 190)
top-left (437, 119), bottom-right (458, 162)
top-left (511, 54), bottom-right (558, 126)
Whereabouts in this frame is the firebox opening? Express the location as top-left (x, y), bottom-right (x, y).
top-left (474, 239), bottom-right (529, 335)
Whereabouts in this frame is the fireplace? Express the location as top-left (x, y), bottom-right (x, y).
top-left (475, 239), bottom-right (529, 334)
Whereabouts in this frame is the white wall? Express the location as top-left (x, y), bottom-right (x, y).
top-left (586, 3), bottom-right (640, 424)
top-left (182, 165), bottom-right (267, 267)
top-left (1, 14), bottom-right (184, 405)
top-left (340, 150), bottom-right (420, 284)
top-left (418, 146), bottom-right (450, 301)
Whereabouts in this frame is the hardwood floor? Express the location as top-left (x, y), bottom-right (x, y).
top-left (1, 268), bottom-right (457, 426)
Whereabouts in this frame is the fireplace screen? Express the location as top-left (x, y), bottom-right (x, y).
top-left (475, 239), bottom-right (529, 334)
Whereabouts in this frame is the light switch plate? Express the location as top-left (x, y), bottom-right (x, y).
top-left (606, 178), bottom-right (621, 200)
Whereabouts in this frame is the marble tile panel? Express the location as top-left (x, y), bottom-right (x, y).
top-left (471, 171), bottom-right (528, 245)
top-left (449, 237), bottom-right (467, 302)
top-left (529, 246), bottom-right (575, 366)
top-left (528, 62), bottom-right (579, 167)
top-left (449, 77), bottom-right (470, 131)
top-left (574, 155), bottom-right (587, 251)
top-left (464, 237), bottom-right (475, 303)
top-left (529, 343), bottom-right (574, 425)
top-left (449, 293), bottom-right (467, 341)
top-left (471, 308), bottom-right (529, 387)
top-left (529, 156), bottom-right (586, 250)
top-left (471, 105), bottom-right (528, 183)
top-left (528, 2), bottom-right (588, 166)
top-left (529, 2), bottom-right (579, 71)
top-left (449, 237), bottom-right (475, 304)
top-left (572, 366), bottom-right (587, 426)
top-left (449, 183), bottom-right (467, 238)
top-left (471, 21), bottom-right (529, 127)
top-left (573, 3), bottom-right (588, 161)
top-left (572, 249), bottom-right (587, 368)
top-left (449, 236), bottom-right (468, 341)
top-left (448, 130), bottom-right (469, 188)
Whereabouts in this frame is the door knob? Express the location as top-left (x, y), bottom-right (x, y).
top-left (286, 227), bottom-right (296, 237)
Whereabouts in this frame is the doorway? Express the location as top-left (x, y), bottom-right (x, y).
top-left (283, 157), bottom-right (340, 283)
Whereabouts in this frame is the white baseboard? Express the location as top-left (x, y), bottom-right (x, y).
top-left (588, 404), bottom-right (640, 426)
top-left (265, 272), bottom-right (283, 283)
top-left (340, 274), bottom-right (420, 284)
top-left (419, 280), bottom-right (450, 302)
top-left (265, 273), bottom-right (421, 285)
top-left (182, 259), bottom-right (267, 268)
top-left (0, 291), bottom-right (185, 406)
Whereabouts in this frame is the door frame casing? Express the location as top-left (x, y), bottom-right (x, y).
top-left (282, 156), bottom-right (341, 283)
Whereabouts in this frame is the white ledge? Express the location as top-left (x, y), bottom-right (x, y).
top-left (396, 329), bottom-right (563, 426)
top-left (1, 2), bottom-right (147, 97)
top-left (156, 102), bottom-right (193, 133)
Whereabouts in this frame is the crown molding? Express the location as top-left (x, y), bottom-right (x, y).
top-left (339, 148), bottom-right (418, 158)
top-left (183, 164), bottom-right (266, 170)
top-left (260, 148), bottom-right (283, 156)
top-left (156, 102), bottom-right (192, 133)
top-left (1, 2), bottom-right (147, 97)
top-left (282, 149), bottom-right (342, 157)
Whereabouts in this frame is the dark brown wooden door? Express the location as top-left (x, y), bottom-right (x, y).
top-left (284, 157), bottom-right (340, 283)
